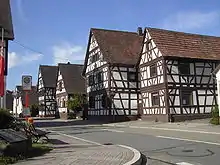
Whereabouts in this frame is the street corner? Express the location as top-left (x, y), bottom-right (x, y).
top-left (117, 144), bottom-right (144, 165)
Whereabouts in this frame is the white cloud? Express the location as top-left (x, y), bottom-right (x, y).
top-left (8, 52), bottom-right (43, 68)
top-left (52, 42), bottom-right (85, 64)
top-left (162, 11), bottom-right (220, 31)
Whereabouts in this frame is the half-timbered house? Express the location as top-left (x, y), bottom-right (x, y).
top-left (82, 28), bottom-right (143, 121)
top-left (56, 63), bottom-right (86, 119)
top-left (37, 65), bottom-right (58, 117)
top-left (13, 86), bottom-right (38, 117)
top-left (138, 27), bottom-right (220, 122)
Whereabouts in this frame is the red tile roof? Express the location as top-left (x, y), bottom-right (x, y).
top-left (147, 28), bottom-right (220, 60)
top-left (92, 28), bottom-right (143, 64)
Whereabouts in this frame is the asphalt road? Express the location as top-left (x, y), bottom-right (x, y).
top-left (46, 125), bottom-right (220, 165)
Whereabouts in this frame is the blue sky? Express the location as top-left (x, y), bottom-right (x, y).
top-left (7, 0), bottom-right (220, 90)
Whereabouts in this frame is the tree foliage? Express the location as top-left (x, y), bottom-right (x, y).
top-left (67, 94), bottom-right (83, 111)
top-left (0, 108), bottom-right (14, 129)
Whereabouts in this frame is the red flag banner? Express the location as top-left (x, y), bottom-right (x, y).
top-left (0, 55), bottom-right (4, 96)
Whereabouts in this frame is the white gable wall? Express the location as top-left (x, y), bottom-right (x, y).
top-left (85, 34), bottom-right (107, 74)
top-left (56, 70), bottom-right (66, 94)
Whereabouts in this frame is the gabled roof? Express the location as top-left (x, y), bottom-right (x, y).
top-left (16, 86), bottom-right (38, 105)
top-left (82, 28), bottom-right (143, 75)
top-left (58, 63), bottom-right (86, 94)
top-left (144, 27), bottom-right (220, 61)
top-left (39, 65), bottom-right (58, 88)
top-left (0, 0), bottom-right (14, 40)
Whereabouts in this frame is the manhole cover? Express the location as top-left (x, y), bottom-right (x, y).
top-left (182, 149), bottom-right (193, 153)
top-left (103, 143), bottom-right (113, 145)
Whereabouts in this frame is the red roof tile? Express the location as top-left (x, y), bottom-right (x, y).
top-left (91, 28), bottom-right (143, 64)
top-left (147, 28), bottom-right (220, 60)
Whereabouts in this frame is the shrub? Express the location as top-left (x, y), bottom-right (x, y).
top-left (210, 105), bottom-right (219, 125)
top-left (0, 109), bottom-right (14, 129)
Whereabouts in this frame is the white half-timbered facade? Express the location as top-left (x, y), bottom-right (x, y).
top-left (82, 28), bottom-right (143, 121)
top-left (37, 65), bottom-right (58, 117)
top-left (138, 27), bottom-right (220, 122)
top-left (56, 63), bottom-right (86, 119)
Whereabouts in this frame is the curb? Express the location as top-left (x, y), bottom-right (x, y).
top-left (48, 130), bottom-right (143, 164)
top-left (118, 145), bottom-right (142, 165)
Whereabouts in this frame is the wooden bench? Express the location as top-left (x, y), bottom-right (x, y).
top-left (11, 118), bottom-right (50, 143)
top-left (23, 123), bottom-right (50, 143)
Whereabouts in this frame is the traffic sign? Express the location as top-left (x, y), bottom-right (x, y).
top-left (22, 75), bottom-right (32, 91)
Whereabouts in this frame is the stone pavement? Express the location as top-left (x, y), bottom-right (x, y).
top-left (15, 131), bottom-right (142, 165)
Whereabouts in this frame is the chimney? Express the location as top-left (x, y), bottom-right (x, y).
top-left (137, 27), bottom-right (143, 36)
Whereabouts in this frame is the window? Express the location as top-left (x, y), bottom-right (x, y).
top-left (102, 95), bottom-right (107, 108)
top-left (97, 72), bottom-right (103, 83)
top-left (61, 98), bottom-right (65, 107)
top-left (150, 64), bottom-right (157, 77)
top-left (181, 90), bottom-right (192, 105)
top-left (179, 62), bottom-right (190, 75)
top-left (91, 53), bottom-right (99, 63)
top-left (89, 96), bottom-right (95, 108)
top-left (128, 72), bottom-right (137, 82)
top-left (151, 92), bottom-right (159, 106)
top-left (88, 75), bottom-right (94, 86)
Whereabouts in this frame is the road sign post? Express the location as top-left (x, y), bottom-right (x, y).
top-left (22, 75), bottom-right (32, 117)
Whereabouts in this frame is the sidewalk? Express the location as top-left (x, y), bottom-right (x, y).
top-left (103, 118), bottom-right (220, 133)
top-left (15, 131), bottom-right (143, 165)
top-left (33, 118), bottom-right (106, 128)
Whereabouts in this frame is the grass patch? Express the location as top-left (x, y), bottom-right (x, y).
top-left (27, 143), bottom-right (53, 158)
top-left (0, 143), bottom-right (52, 165)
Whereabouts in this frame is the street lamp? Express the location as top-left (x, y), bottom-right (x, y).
top-left (12, 90), bottom-right (20, 118)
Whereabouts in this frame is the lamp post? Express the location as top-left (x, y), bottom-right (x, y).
top-left (12, 90), bottom-right (20, 118)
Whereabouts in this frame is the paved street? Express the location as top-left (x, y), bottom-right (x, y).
top-left (44, 122), bottom-right (220, 165)
top-left (15, 132), bottom-right (142, 165)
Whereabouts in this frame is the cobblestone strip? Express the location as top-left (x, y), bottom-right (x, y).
top-left (15, 131), bottom-right (142, 165)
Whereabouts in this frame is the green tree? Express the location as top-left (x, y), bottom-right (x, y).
top-left (67, 94), bottom-right (82, 111)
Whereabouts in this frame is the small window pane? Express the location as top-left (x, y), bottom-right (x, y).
top-left (128, 72), bottom-right (137, 81)
top-left (152, 92), bottom-right (159, 106)
top-left (150, 64), bottom-right (157, 77)
top-left (182, 90), bottom-right (192, 105)
top-left (179, 63), bottom-right (190, 75)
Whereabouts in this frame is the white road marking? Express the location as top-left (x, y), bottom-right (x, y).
top-left (157, 135), bottom-right (220, 146)
top-left (119, 125), bottom-right (220, 135)
top-left (41, 124), bottom-right (99, 129)
top-left (50, 130), bottom-right (104, 146)
top-left (101, 129), bottom-right (124, 133)
top-left (176, 162), bottom-right (195, 165)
